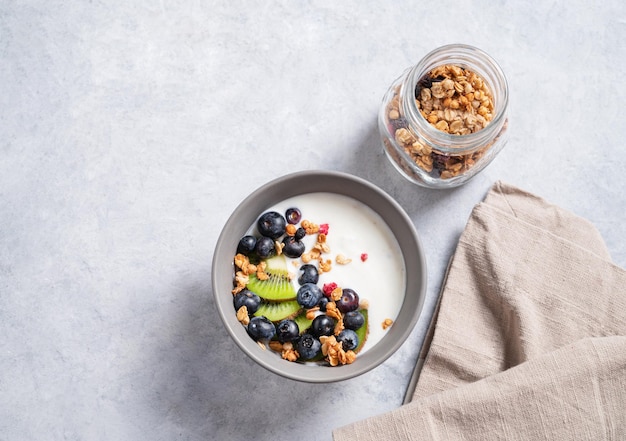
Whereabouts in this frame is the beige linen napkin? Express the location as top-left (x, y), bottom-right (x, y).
top-left (333, 181), bottom-right (626, 440)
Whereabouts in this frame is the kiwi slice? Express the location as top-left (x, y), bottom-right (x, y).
top-left (354, 309), bottom-right (369, 354)
top-left (293, 312), bottom-right (314, 335)
top-left (253, 300), bottom-right (301, 322)
top-left (246, 255), bottom-right (297, 301)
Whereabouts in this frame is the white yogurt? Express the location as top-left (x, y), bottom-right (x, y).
top-left (259, 192), bottom-right (406, 354)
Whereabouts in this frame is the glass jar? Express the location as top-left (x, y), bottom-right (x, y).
top-left (379, 44), bottom-right (509, 189)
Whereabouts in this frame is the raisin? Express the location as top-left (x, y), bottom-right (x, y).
top-left (414, 74), bottom-right (446, 99)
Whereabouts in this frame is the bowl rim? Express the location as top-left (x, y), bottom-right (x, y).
top-left (211, 169), bottom-right (427, 382)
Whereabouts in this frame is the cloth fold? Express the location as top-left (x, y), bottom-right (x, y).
top-left (333, 181), bottom-right (626, 441)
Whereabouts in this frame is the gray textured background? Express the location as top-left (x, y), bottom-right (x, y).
top-left (2, 1), bottom-right (625, 440)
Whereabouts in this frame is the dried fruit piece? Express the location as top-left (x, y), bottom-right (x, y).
top-left (323, 282), bottom-right (338, 297)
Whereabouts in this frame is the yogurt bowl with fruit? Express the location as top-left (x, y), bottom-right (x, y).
top-left (212, 170), bottom-right (427, 383)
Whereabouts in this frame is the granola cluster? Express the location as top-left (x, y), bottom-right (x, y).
top-left (382, 318), bottom-right (394, 330)
top-left (236, 305), bottom-right (250, 326)
top-left (299, 223), bottom-right (333, 274)
top-left (384, 64), bottom-right (505, 180)
top-left (232, 253), bottom-right (266, 295)
top-left (320, 335), bottom-right (357, 366)
top-left (268, 341), bottom-right (300, 362)
top-left (415, 64), bottom-right (494, 135)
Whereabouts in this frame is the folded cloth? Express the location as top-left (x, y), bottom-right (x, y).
top-left (333, 181), bottom-right (626, 441)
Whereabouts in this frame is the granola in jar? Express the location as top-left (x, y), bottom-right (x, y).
top-left (379, 44), bottom-right (509, 188)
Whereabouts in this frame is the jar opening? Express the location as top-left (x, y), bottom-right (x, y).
top-left (401, 44), bottom-right (509, 154)
top-left (378, 44), bottom-right (510, 188)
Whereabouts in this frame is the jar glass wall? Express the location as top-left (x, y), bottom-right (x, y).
top-left (379, 44), bottom-right (509, 189)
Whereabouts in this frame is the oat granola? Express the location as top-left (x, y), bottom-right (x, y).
top-left (320, 335), bottom-right (357, 366)
top-left (383, 62), bottom-right (507, 182)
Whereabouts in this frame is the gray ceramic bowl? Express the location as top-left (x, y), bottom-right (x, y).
top-left (212, 170), bottom-right (427, 382)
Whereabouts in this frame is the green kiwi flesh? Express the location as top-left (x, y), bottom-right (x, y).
top-left (253, 300), bottom-right (301, 322)
top-left (246, 255), bottom-right (297, 301)
top-left (293, 312), bottom-right (314, 334)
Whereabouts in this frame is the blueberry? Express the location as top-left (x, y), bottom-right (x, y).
top-left (254, 236), bottom-right (276, 259)
top-left (247, 316), bottom-right (276, 341)
top-left (336, 329), bottom-right (359, 351)
top-left (415, 74), bottom-right (446, 99)
top-left (276, 319), bottom-right (300, 343)
top-left (318, 296), bottom-right (329, 312)
top-left (294, 227), bottom-right (306, 241)
top-left (282, 236), bottom-right (305, 258)
top-left (297, 333), bottom-right (321, 360)
top-left (257, 211), bottom-right (286, 239)
top-left (285, 207), bottom-right (302, 224)
top-left (336, 288), bottom-right (359, 313)
top-left (311, 314), bottom-right (334, 337)
top-left (233, 289), bottom-right (261, 314)
top-left (343, 310), bottom-right (365, 330)
top-left (298, 264), bottom-right (319, 285)
top-left (236, 235), bottom-right (257, 256)
top-left (297, 283), bottom-right (323, 309)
